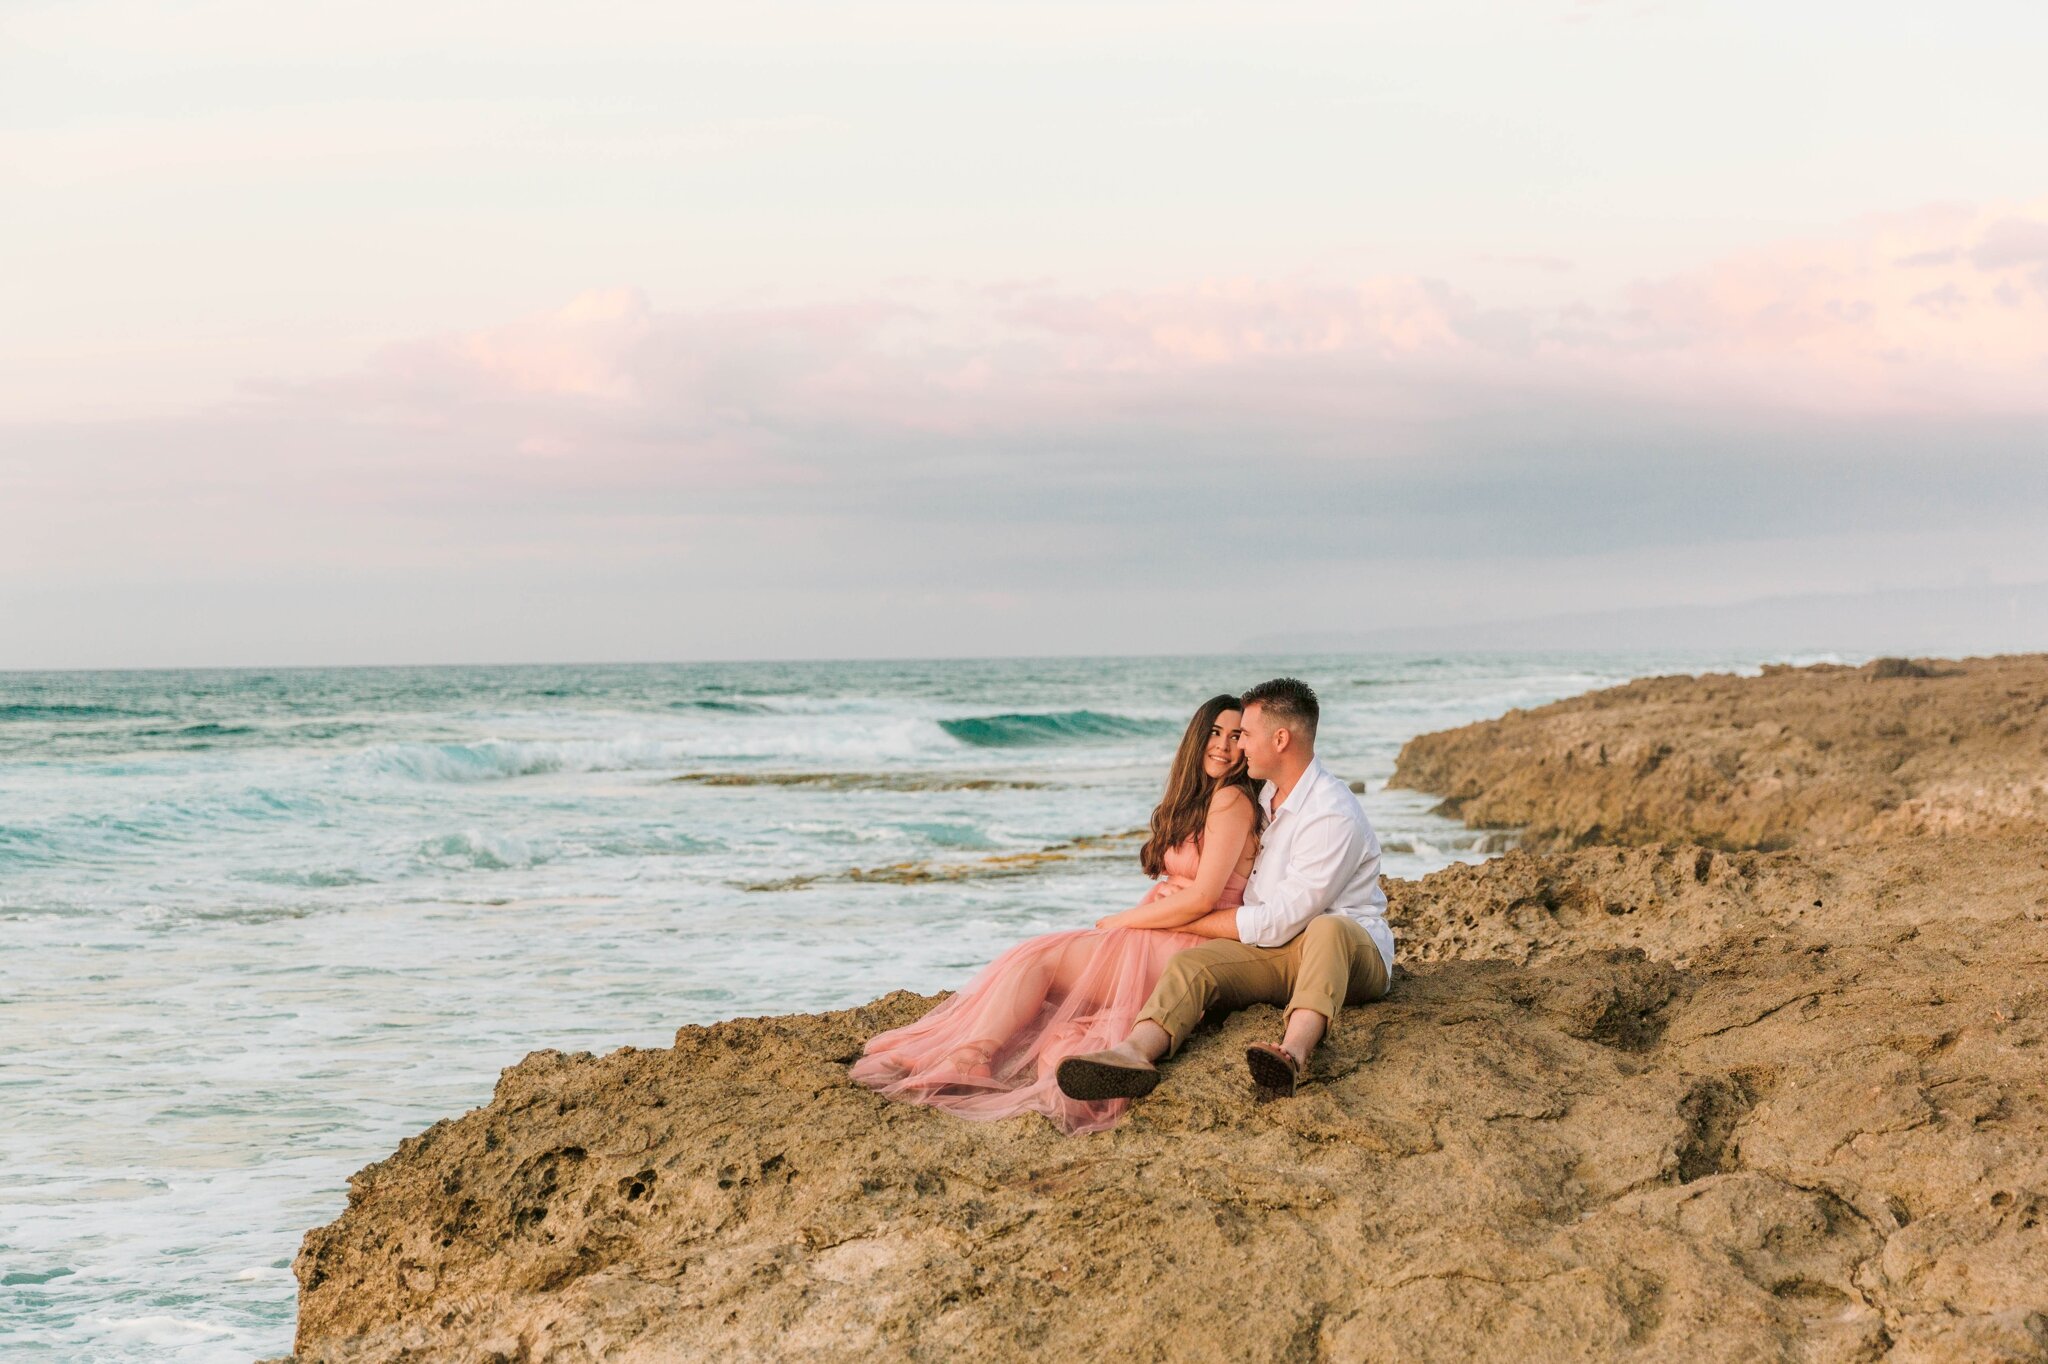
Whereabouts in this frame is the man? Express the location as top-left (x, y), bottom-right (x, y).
top-left (1056, 677), bottom-right (1394, 1100)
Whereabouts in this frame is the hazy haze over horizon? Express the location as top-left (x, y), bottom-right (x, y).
top-left (5, 1), bottom-right (2047, 669)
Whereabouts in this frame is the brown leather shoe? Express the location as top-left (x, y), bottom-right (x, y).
top-left (1245, 1042), bottom-right (1307, 1097)
top-left (1055, 1050), bottom-right (1161, 1101)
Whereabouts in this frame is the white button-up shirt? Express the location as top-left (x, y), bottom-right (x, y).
top-left (1234, 755), bottom-right (1395, 976)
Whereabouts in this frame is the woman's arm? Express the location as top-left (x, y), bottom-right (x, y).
top-left (1096, 789), bottom-right (1255, 930)
top-left (1177, 906), bottom-right (1243, 939)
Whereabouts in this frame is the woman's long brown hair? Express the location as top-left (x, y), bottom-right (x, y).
top-left (1140, 693), bottom-right (1265, 877)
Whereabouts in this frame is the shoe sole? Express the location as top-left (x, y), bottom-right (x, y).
top-left (1055, 1056), bottom-right (1160, 1101)
top-left (1245, 1045), bottom-right (1300, 1096)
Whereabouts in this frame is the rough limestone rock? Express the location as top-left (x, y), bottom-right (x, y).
top-left (1389, 654), bottom-right (2048, 853)
top-left (285, 659), bottom-right (2048, 1362)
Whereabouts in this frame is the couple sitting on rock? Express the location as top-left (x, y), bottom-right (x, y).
top-left (850, 678), bottom-right (1395, 1134)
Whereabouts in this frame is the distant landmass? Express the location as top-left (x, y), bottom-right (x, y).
top-left (1243, 580), bottom-right (2048, 656)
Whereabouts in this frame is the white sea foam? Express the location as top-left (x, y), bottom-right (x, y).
top-left (343, 719), bottom-right (958, 782)
top-left (347, 736), bottom-right (697, 782)
top-left (416, 828), bottom-right (552, 870)
top-left (88, 1314), bottom-right (235, 1343)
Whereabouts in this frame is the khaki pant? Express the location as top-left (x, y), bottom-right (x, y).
top-left (1137, 913), bottom-right (1390, 1057)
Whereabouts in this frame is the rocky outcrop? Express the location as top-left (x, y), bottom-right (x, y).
top-left (1390, 654), bottom-right (2048, 853)
top-left (285, 659), bottom-right (2048, 1362)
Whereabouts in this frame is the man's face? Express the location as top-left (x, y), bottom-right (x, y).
top-left (1239, 702), bottom-right (1283, 780)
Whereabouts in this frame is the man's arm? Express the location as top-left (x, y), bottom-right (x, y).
top-left (1234, 810), bottom-right (1365, 947)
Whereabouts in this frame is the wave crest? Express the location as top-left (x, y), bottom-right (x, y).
top-left (938, 710), bottom-right (1174, 748)
top-left (417, 829), bottom-right (547, 870)
top-left (348, 738), bottom-right (692, 783)
top-left (0, 702), bottom-right (150, 721)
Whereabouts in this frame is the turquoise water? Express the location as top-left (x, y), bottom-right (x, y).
top-left (0, 650), bottom-right (1835, 1360)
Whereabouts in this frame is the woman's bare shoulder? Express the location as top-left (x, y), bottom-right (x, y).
top-left (1208, 784), bottom-right (1254, 814)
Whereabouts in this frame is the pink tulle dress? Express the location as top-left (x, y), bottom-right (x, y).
top-left (848, 837), bottom-right (1247, 1135)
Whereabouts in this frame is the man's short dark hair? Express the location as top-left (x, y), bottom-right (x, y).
top-left (1240, 677), bottom-right (1318, 745)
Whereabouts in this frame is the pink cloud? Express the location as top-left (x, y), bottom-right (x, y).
top-left (12, 202), bottom-right (2046, 604)
top-left (445, 288), bottom-right (653, 401)
top-left (1970, 217), bottom-right (2048, 270)
top-left (1552, 200), bottom-right (2048, 413)
top-left (256, 196), bottom-right (2048, 478)
top-left (1000, 277), bottom-right (1472, 368)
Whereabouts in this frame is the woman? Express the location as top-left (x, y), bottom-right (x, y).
top-left (849, 694), bottom-right (1263, 1134)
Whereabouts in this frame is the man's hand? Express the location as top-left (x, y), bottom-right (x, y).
top-left (1095, 910), bottom-right (1133, 930)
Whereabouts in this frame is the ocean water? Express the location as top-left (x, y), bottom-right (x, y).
top-left (0, 650), bottom-right (1834, 1361)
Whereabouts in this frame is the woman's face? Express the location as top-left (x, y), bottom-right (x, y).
top-left (1201, 709), bottom-right (1245, 780)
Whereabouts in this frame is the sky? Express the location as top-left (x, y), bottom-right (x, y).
top-left (4, 0), bottom-right (2047, 667)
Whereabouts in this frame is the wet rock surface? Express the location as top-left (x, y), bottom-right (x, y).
top-left (286, 658), bottom-right (2048, 1362)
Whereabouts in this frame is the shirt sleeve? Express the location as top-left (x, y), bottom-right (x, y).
top-left (1234, 809), bottom-right (1367, 947)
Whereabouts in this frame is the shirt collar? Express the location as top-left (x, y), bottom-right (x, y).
top-left (1261, 755), bottom-right (1326, 821)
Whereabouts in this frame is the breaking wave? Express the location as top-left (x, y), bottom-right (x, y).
top-left (347, 738), bottom-right (694, 783)
top-left (938, 710), bottom-right (1174, 748)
